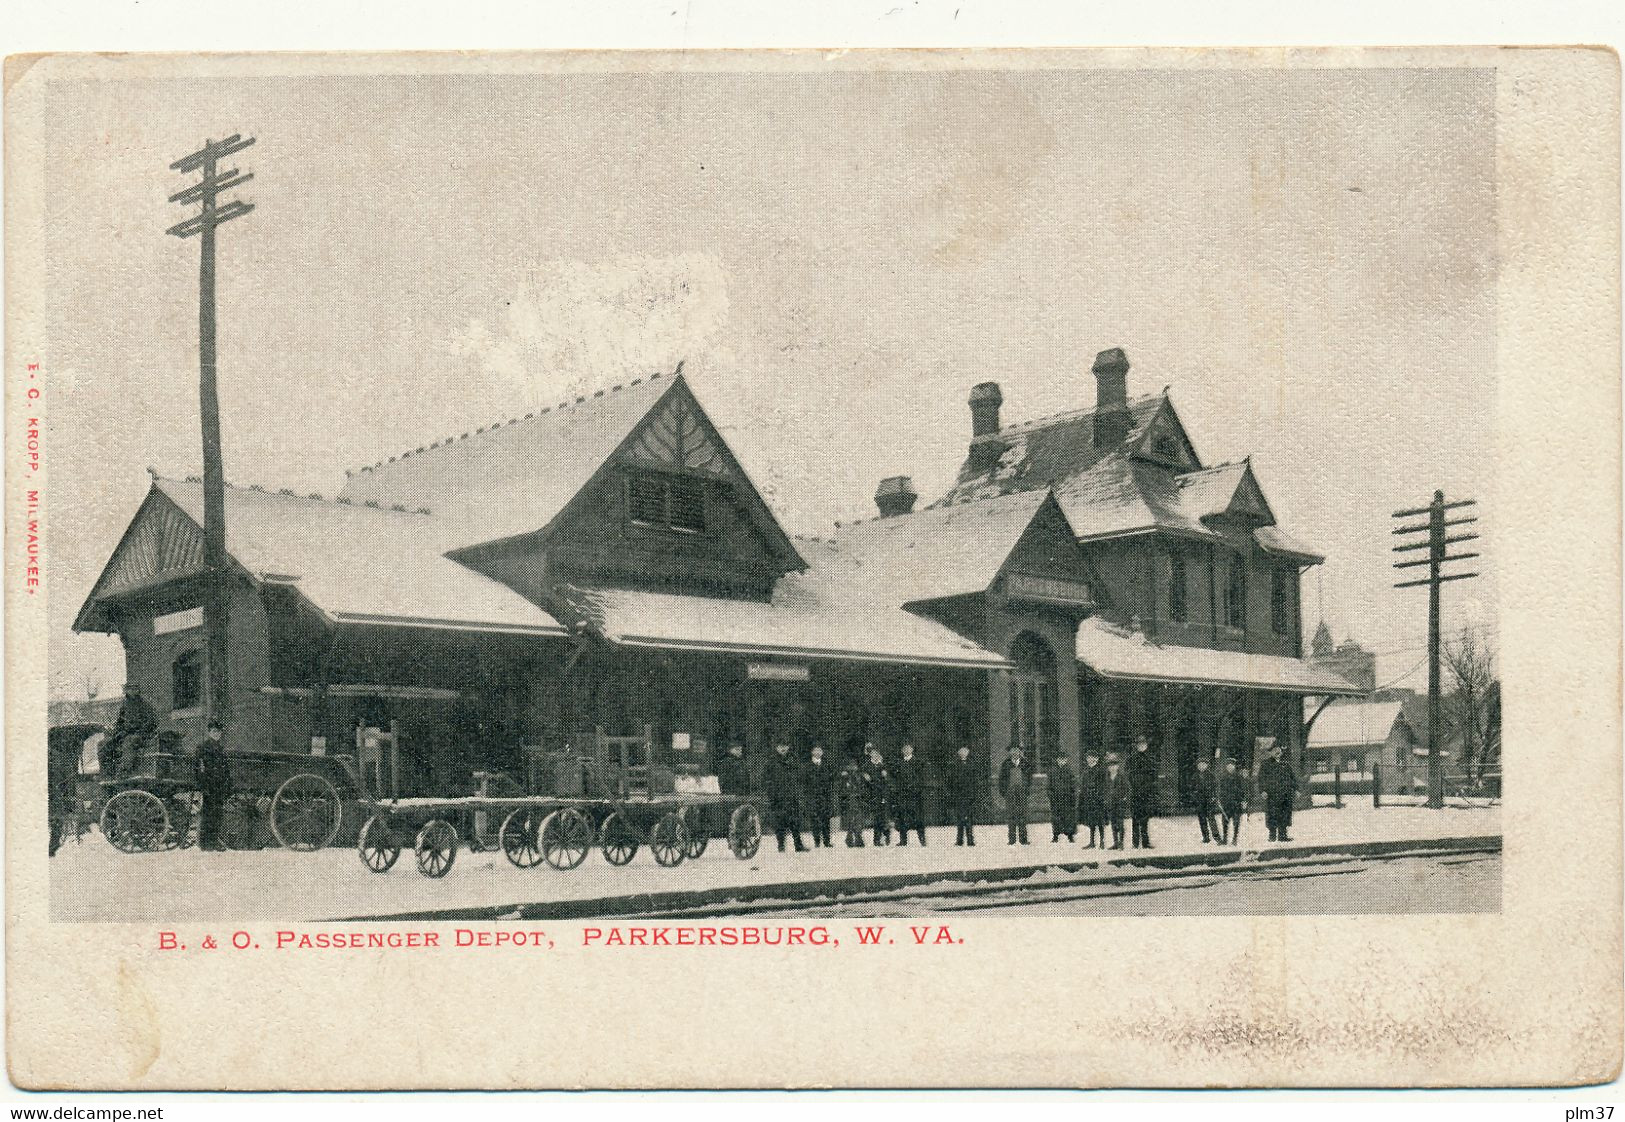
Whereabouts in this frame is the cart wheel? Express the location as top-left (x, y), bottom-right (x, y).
top-left (414, 819), bottom-right (458, 878)
top-left (270, 773), bottom-right (343, 851)
top-left (358, 813), bottom-right (401, 873)
top-left (538, 808), bottom-right (592, 871)
top-left (598, 811), bottom-right (640, 866)
top-left (650, 812), bottom-right (688, 868)
top-left (679, 805), bottom-right (709, 860)
top-left (223, 794), bottom-right (262, 850)
top-left (499, 808), bottom-right (545, 869)
top-left (728, 804), bottom-right (762, 861)
top-left (101, 789), bottom-right (169, 854)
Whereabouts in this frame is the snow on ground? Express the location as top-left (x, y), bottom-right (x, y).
top-left (48, 803), bottom-right (1500, 923)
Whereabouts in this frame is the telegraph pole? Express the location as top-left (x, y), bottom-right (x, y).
top-left (1392, 490), bottom-right (1479, 808)
top-left (167, 135), bottom-right (255, 726)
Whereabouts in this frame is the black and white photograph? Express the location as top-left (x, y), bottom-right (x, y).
top-left (4, 44), bottom-right (1617, 1092)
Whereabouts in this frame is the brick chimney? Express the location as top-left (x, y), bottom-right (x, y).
top-left (874, 476), bottom-right (918, 518)
top-left (967, 382), bottom-right (1008, 473)
top-left (1092, 348), bottom-right (1131, 446)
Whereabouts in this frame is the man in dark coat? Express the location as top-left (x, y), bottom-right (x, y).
top-left (1127, 736), bottom-right (1160, 849)
top-left (947, 744), bottom-right (980, 846)
top-left (1190, 756), bottom-right (1221, 844)
top-left (802, 744), bottom-right (836, 848)
top-left (104, 684), bottom-right (158, 778)
top-left (764, 742), bottom-right (807, 853)
top-left (859, 744), bottom-right (892, 846)
top-left (1217, 757), bottom-right (1247, 845)
top-left (714, 743), bottom-right (750, 796)
top-left (194, 720), bottom-right (232, 851)
top-left (1258, 743), bottom-right (1300, 842)
top-left (838, 761), bottom-right (866, 847)
top-left (1047, 754), bottom-right (1078, 843)
top-left (997, 746), bottom-right (1034, 845)
top-left (892, 743), bottom-right (927, 847)
top-left (1078, 748), bottom-right (1108, 849)
top-left (1104, 753), bottom-right (1131, 849)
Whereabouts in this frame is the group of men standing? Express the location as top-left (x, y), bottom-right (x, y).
top-left (715, 740), bottom-right (987, 853)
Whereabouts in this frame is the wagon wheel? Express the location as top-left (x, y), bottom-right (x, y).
top-left (728, 804), bottom-right (762, 861)
top-left (538, 808), bottom-right (592, 871)
top-left (599, 811), bottom-right (640, 866)
top-left (357, 813), bottom-right (401, 873)
top-left (650, 812), bottom-right (688, 868)
top-left (498, 808), bottom-right (546, 869)
top-left (678, 805), bottom-right (709, 860)
top-left (270, 773), bottom-right (342, 851)
top-left (223, 794), bottom-right (262, 850)
top-left (101, 789), bottom-right (169, 854)
top-left (414, 819), bottom-right (458, 878)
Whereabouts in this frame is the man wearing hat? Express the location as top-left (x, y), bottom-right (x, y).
top-left (997, 745), bottom-right (1034, 845)
top-left (764, 741), bottom-right (808, 853)
top-left (1217, 757), bottom-right (1248, 844)
top-left (193, 720), bottom-right (233, 851)
top-left (1104, 753), bottom-right (1131, 850)
top-left (1126, 735), bottom-right (1160, 849)
top-left (1047, 753), bottom-right (1078, 844)
top-left (103, 683), bottom-right (157, 778)
top-left (1191, 755), bottom-right (1221, 845)
top-left (1258, 742), bottom-right (1300, 843)
top-left (947, 743), bottom-right (980, 846)
top-left (715, 743), bottom-right (750, 797)
top-left (892, 743), bottom-right (927, 847)
top-left (802, 744), bottom-right (836, 848)
top-left (860, 744), bottom-right (892, 846)
top-left (1078, 747), bottom-right (1108, 849)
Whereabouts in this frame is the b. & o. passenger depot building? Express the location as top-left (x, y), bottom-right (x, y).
top-left (75, 348), bottom-right (1362, 817)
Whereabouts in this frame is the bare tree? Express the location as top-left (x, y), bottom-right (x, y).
top-left (1442, 623), bottom-right (1498, 780)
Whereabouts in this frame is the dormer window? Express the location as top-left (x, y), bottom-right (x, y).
top-left (1153, 434), bottom-right (1180, 461)
top-left (627, 471), bottom-right (707, 534)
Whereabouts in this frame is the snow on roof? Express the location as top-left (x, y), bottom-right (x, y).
top-left (826, 490), bottom-right (1052, 604)
top-left (935, 391), bottom-right (1325, 562)
top-left (1307, 700), bottom-right (1408, 748)
top-left (555, 525), bottom-right (1015, 670)
top-left (1075, 617), bottom-right (1365, 694)
top-left (338, 371), bottom-right (675, 549)
top-left (155, 478), bottom-right (566, 637)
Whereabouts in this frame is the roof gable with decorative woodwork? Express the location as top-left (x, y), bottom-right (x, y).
top-left (934, 387), bottom-right (1322, 564)
top-left (339, 368), bottom-right (802, 571)
top-left (74, 478), bottom-right (566, 637)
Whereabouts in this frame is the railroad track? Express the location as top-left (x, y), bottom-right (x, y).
top-left (611, 840), bottom-right (1502, 919)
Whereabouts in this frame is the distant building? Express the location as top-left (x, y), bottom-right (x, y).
top-left (1309, 621), bottom-right (1377, 693)
top-left (47, 695), bottom-right (122, 730)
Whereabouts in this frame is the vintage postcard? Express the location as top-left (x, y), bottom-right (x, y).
top-left (5, 47), bottom-right (1620, 1089)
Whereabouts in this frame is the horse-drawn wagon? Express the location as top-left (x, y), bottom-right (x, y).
top-left (93, 746), bottom-right (359, 854)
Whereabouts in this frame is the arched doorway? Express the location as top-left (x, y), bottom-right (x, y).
top-left (1008, 631), bottom-right (1060, 771)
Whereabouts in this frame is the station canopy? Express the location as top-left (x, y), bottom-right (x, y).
top-left (1075, 617), bottom-right (1365, 695)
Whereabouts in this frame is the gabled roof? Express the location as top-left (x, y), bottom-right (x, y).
top-left (340, 368), bottom-right (803, 568)
top-left (340, 372), bottom-right (672, 546)
top-left (935, 388), bottom-right (1324, 563)
top-left (76, 478), bottom-right (566, 638)
top-left (1307, 699), bottom-right (1407, 748)
top-left (1175, 460), bottom-right (1275, 525)
top-left (824, 489), bottom-right (1056, 605)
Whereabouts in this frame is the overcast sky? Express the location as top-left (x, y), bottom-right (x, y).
top-left (40, 61), bottom-right (1497, 699)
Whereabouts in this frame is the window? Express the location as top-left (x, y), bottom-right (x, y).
top-left (171, 650), bottom-right (203, 712)
top-left (1168, 551), bottom-right (1188, 623)
top-left (1223, 556), bottom-right (1246, 630)
top-left (626, 472), bottom-right (707, 533)
top-left (1271, 568), bottom-right (1292, 634)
